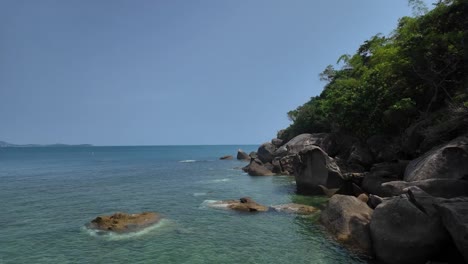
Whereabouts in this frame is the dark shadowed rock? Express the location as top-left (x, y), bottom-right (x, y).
top-left (88, 212), bottom-right (162, 233)
top-left (236, 149), bottom-right (250, 161)
top-left (242, 159), bottom-right (274, 176)
top-left (320, 133), bottom-right (360, 158)
top-left (249, 151), bottom-right (257, 159)
top-left (271, 203), bottom-right (319, 215)
top-left (219, 155), bottom-right (233, 160)
top-left (401, 118), bottom-right (432, 157)
top-left (257, 142), bottom-right (277, 163)
top-left (404, 135), bottom-right (468, 182)
top-left (367, 194), bottom-right (384, 209)
top-left (434, 197), bottom-right (468, 263)
top-left (208, 197), bottom-right (269, 212)
top-left (293, 146), bottom-right (344, 195)
top-left (370, 188), bottom-right (450, 264)
top-left (271, 138), bottom-right (284, 147)
top-left (271, 158), bottom-right (283, 174)
top-left (367, 135), bottom-right (402, 162)
top-left (279, 155), bottom-right (295, 175)
top-left (382, 179), bottom-right (468, 198)
top-left (347, 143), bottom-right (374, 167)
top-left (335, 182), bottom-right (364, 197)
top-left (361, 161), bottom-right (408, 197)
top-left (320, 195), bottom-right (373, 255)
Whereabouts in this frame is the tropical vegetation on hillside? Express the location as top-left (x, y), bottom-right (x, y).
top-left (281, 0), bottom-right (467, 141)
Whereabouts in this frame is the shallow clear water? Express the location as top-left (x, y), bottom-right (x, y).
top-left (0, 146), bottom-right (366, 264)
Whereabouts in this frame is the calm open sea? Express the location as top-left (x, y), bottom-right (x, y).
top-left (0, 145), bottom-right (365, 264)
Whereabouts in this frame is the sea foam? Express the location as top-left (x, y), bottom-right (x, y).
top-left (179, 160), bottom-right (197, 163)
top-left (82, 218), bottom-right (171, 241)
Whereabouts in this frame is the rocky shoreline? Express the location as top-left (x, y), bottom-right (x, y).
top-left (234, 132), bottom-right (468, 264)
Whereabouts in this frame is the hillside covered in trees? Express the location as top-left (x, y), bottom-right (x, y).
top-left (281, 0), bottom-right (467, 142)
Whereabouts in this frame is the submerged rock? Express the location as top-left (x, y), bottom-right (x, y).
top-left (220, 155), bottom-right (234, 160)
top-left (88, 212), bottom-right (162, 233)
top-left (208, 197), bottom-right (269, 212)
top-left (320, 195), bottom-right (373, 255)
top-left (271, 203), bottom-right (319, 215)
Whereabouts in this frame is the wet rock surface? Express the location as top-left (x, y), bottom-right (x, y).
top-left (88, 212), bottom-right (162, 233)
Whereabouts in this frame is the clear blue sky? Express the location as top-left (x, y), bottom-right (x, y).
top-left (0, 0), bottom-right (434, 146)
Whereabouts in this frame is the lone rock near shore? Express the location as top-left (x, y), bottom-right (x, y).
top-left (88, 212), bottom-right (162, 233)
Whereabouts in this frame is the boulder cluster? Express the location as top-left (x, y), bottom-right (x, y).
top-left (243, 132), bottom-right (468, 264)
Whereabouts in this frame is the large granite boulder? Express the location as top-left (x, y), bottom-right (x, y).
top-left (435, 197), bottom-right (468, 263)
top-left (382, 179), bottom-right (468, 198)
top-left (242, 159), bottom-right (274, 176)
top-left (370, 187), bottom-right (450, 264)
top-left (293, 146), bottom-right (344, 195)
top-left (320, 195), bottom-right (373, 255)
top-left (274, 133), bottom-right (359, 159)
top-left (271, 203), bottom-right (319, 215)
top-left (257, 142), bottom-right (277, 163)
top-left (404, 135), bottom-right (468, 182)
top-left (88, 212), bottom-right (161, 233)
top-left (208, 197), bottom-right (269, 212)
top-left (274, 133), bottom-right (328, 157)
top-left (236, 149), bottom-right (250, 161)
top-left (271, 138), bottom-right (284, 147)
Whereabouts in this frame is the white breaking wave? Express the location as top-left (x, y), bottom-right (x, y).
top-left (179, 160), bottom-right (197, 163)
top-left (199, 200), bottom-right (230, 209)
top-left (82, 218), bottom-right (172, 241)
top-left (207, 178), bottom-right (231, 183)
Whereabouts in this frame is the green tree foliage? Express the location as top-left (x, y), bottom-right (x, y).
top-left (280, 0), bottom-right (467, 141)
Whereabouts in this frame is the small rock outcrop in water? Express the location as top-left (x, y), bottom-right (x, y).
top-left (219, 155), bottom-right (234, 160)
top-left (209, 197), bottom-right (269, 212)
top-left (242, 158), bottom-right (274, 176)
top-left (236, 149), bottom-right (250, 161)
top-left (320, 195), bottom-right (373, 255)
top-left (271, 203), bottom-right (319, 215)
top-left (88, 212), bottom-right (161, 233)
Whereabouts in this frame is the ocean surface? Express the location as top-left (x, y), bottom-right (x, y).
top-left (0, 146), bottom-right (366, 264)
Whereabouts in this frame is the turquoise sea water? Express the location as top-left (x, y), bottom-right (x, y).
top-left (0, 146), bottom-right (366, 264)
